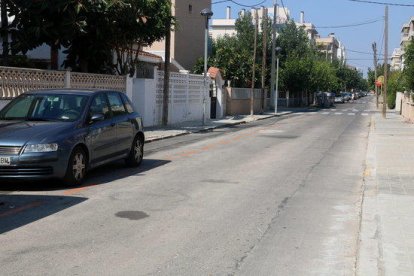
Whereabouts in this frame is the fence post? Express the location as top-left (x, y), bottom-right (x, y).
top-left (185, 72), bottom-right (190, 120)
top-left (64, 69), bottom-right (71, 88)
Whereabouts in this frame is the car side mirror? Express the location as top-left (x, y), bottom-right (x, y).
top-left (90, 113), bottom-right (105, 124)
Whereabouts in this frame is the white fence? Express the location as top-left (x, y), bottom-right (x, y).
top-left (0, 66), bottom-right (209, 127)
top-left (0, 66), bottom-right (126, 99)
top-left (128, 69), bottom-right (210, 127)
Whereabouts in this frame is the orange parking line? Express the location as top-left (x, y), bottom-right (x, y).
top-left (0, 201), bottom-right (43, 218)
top-left (63, 184), bottom-right (96, 196)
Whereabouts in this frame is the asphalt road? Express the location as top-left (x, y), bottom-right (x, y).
top-left (0, 97), bottom-right (373, 275)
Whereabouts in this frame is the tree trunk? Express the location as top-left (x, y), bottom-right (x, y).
top-left (1, 0), bottom-right (9, 66)
top-left (50, 44), bottom-right (59, 70)
top-left (162, 7), bottom-right (172, 126)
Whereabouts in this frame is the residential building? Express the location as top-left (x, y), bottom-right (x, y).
top-left (316, 33), bottom-right (340, 62)
top-left (209, 6), bottom-right (237, 40)
top-left (295, 11), bottom-right (318, 43)
top-left (210, 5), bottom-right (290, 40)
top-left (337, 41), bottom-right (346, 64)
top-left (144, 0), bottom-right (212, 71)
top-left (391, 48), bottom-right (403, 71)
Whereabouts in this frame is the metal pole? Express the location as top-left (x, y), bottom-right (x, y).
top-left (383, 5), bottom-right (388, 119)
top-left (372, 42), bottom-right (378, 108)
top-left (203, 16), bottom-right (208, 125)
top-left (275, 57), bottom-right (279, 113)
top-left (251, 8), bottom-right (258, 116)
top-left (271, 1), bottom-right (278, 113)
top-left (261, 7), bottom-right (268, 113)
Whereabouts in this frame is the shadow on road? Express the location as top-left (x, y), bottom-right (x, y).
top-left (0, 194), bottom-right (87, 234)
top-left (0, 158), bottom-right (170, 192)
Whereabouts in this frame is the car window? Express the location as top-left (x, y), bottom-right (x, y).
top-left (1, 96), bottom-right (32, 118)
top-left (89, 94), bottom-right (111, 120)
top-left (121, 93), bottom-right (134, 114)
top-left (0, 94), bottom-right (88, 121)
top-left (107, 92), bottom-right (127, 116)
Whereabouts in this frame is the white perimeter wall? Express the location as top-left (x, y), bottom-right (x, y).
top-left (127, 69), bottom-right (211, 127)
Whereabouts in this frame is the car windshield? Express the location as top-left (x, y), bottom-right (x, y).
top-left (0, 93), bottom-right (89, 122)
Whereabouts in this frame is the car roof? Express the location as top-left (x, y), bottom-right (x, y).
top-left (25, 89), bottom-right (124, 96)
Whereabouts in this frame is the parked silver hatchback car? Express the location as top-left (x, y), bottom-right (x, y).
top-left (0, 89), bottom-right (144, 186)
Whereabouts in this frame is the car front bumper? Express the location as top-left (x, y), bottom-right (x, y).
top-left (0, 150), bottom-right (69, 180)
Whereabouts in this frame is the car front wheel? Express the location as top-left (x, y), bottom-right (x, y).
top-left (126, 136), bottom-right (144, 167)
top-left (63, 147), bottom-right (87, 186)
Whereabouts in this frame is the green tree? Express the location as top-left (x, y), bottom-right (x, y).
top-left (387, 71), bottom-right (405, 109)
top-left (10, 0), bottom-right (174, 73)
top-left (10, 0), bottom-right (86, 69)
top-left (404, 40), bottom-right (414, 91)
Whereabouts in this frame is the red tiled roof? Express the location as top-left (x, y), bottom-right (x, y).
top-left (208, 67), bottom-right (221, 79)
top-left (139, 51), bottom-right (162, 61)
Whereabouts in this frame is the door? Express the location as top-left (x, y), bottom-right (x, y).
top-left (106, 92), bottom-right (134, 154)
top-left (210, 97), bottom-right (217, 119)
top-left (86, 93), bottom-right (117, 164)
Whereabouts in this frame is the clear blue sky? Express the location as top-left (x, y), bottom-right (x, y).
top-left (211, 0), bottom-right (414, 75)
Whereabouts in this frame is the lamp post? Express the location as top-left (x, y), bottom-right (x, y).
top-left (274, 47), bottom-right (282, 114)
top-left (201, 8), bottom-right (213, 125)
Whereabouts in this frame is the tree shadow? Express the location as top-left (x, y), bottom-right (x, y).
top-left (0, 194), bottom-right (87, 234)
top-left (0, 159), bottom-right (170, 192)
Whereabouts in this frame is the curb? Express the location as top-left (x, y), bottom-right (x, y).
top-left (145, 112), bottom-right (291, 144)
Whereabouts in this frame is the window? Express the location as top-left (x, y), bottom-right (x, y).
top-left (89, 93), bottom-right (111, 120)
top-left (120, 93), bottom-right (135, 114)
top-left (107, 92), bottom-right (127, 116)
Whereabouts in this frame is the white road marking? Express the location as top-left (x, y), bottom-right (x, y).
top-left (321, 112), bottom-right (330, 115)
top-left (347, 113), bottom-right (356, 115)
top-left (334, 112), bottom-right (343, 115)
top-left (361, 113), bottom-right (369, 116)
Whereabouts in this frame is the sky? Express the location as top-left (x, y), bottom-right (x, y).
top-left (211, 0), bottom-right (414, 75)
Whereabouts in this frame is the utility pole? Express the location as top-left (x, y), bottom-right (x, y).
top-left (162, 4), bottom-right (172, 126)
top-left (372, 42), bottom-right (379, 108)
top-left (270, 0), bottom-right (278, 113)
top-left (261, 7), bottom-right (268, 113)
top-left (250, 8), bottom-right (258, 116)
top-left (383, 5), bottom-right (388, 119)
top-left (1, 0), bottom-right (9, 66)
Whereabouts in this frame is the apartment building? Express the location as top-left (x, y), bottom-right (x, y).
top-left (316, 33), bottom-right (340, 62)
top-left (391, 48), bottom-right (403, 71)
top-left (391, 17), bottom-right (414, 71)
top-left (210, 6), bottom-right (290, 40)
top-left (295, 11), bottom-right (318, 43)
top-left (144, 0), bottom-right (211, 71)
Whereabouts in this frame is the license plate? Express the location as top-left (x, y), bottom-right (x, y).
top-left (0, 156), bottom-right (11, 166)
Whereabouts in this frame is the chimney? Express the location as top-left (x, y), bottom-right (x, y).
top-left (240, 9), bottom-right (246, 17)
top-left (226, 6), bottom-right (231, 19)
top-left (300, 11), bottom-right (304, 24)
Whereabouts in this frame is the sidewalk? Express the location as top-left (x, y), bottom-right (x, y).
top-left (358, 111), bottom-right (414, 275)
top-left (144, 112), bottom-right (292, 142)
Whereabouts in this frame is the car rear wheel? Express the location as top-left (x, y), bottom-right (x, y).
top-left (126, 135), bottom-right (144, 167)
top-left (63, 147), bottom-right (87, 186)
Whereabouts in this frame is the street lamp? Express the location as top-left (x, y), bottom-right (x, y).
top-left (274, 46), bottom-right (282, 114)
top-left (201, 8), bottom-right (213, 125)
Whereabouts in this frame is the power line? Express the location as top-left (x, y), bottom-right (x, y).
top-left (212, 0), bottom-right (267, 8)
top-left (281, 0), bottom-right (291, 20)
top-left (316, 17), bottom-right (383, 29)
top-left (347, 0), bottom-right (414, 7)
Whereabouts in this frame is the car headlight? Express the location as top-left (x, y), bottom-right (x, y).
top-left (24, 143), bottom-right (59, 153)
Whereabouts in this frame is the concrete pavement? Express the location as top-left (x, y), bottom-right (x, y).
top-left (145, 112), bottom-right (292, 142)
top-left (358, 110), bottom-right (414, 275)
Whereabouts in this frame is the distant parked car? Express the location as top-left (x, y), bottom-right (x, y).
top-left (335, 95), bottom-right (345, 103)
top-left (340, 92), bottom-right (351, 101)
top-left (0, 89), bottom-right (145, 185)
